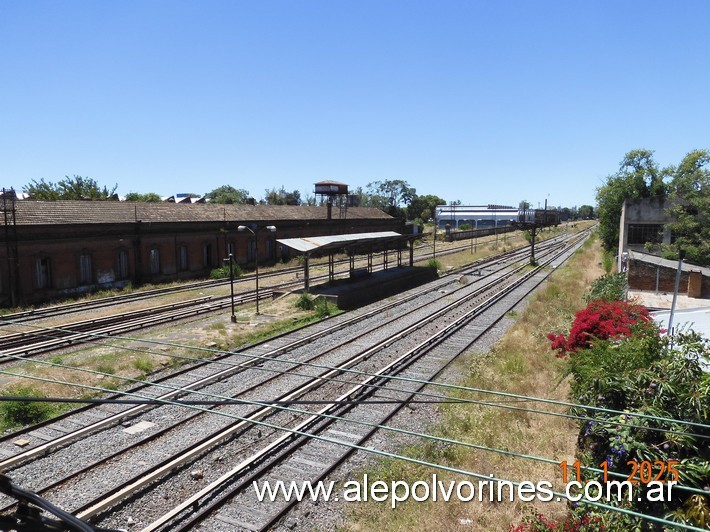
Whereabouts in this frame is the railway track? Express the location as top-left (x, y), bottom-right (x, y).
top-left (0, 228), bottom-right (590, 530)
top-left (0, 226), bottom-right (562, 326)
top-left (0, 233), bottom-right (572, 454)
top-left (0, 233), bottom-right (577, 466)
top-left (0, 229), bottom-right (576, 362)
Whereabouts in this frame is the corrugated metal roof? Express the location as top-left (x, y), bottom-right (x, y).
top-left (277, 231), bottom-right (405, 253)
top-left (629, 250), bottom-right (710, 276)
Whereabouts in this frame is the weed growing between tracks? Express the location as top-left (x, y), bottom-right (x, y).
top-left (344, 234), bottom-right (604, 531)
top-left (0, 295), bottom-right (340, 428)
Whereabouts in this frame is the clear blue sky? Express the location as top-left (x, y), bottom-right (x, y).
top-left (2, 1), bottom-right (708, 209)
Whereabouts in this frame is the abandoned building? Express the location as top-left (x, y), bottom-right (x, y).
top-left (0, 198), bottom-right (400, 306)
top-left (619, 196), bottom-right (709, 298)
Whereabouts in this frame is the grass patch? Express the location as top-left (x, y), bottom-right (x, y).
top-left (0, 385), bottom-right (63, 429)
top-left (344, 232), bottom-right (604, 531)
top-left (132, 357), bottom-right (154, 376)
top-left (205, 321), bottom-right (227, 335)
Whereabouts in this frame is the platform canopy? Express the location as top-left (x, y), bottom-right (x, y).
top-left (277, 231), bottom-right (408, 256)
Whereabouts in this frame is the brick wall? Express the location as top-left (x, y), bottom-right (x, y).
top-left (0, 215), bottom-right (401, 305)
top-left (628, 258), bottom-right (708, 297)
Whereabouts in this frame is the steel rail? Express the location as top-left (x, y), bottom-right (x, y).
top-left (70, 237), bottom-right (579, 525)
top-left (0, 234), bottom-right (570, 360)
top-left (141, 231), bottom-right (585, 531)
top-left (0, 235), bottom-right (565, 469)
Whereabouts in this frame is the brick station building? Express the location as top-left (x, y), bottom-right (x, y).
top-left (0, 200), bottom-right (399, 306)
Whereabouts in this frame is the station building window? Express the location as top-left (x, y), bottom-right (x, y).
top-left (628, 224), bottom-right (663, 245)
top-left (178, 245), bottom-right (189, 271)
top-left (149, 248), bottom-right (160, 274)
top-left (117, 250), bottom-right (129, 279)
top-left (35, 257), bottom-right (51, 289)
top-left (79, 253), bottom-right (93, 285)
top-left (203, 243), bottom-right (213, 268)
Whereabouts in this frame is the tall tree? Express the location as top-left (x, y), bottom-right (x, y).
top-left (578, 205), bottom-right (594, 219)
top-left (407, 194), bottom-right (446, 222)
top-left (124, 192), bottom-right (163, 202)
top-left (263, 186), bottom-right (301, 205)
top-left (595, 149), bottom-right (667, 250)
top-left (206, 185), bottom-right (250, 204)
top-left (665, 149), bottom-right (710, 265)
top-left (366, 180), bottom-right (416, 208)
top-left (24, 175), bottom-right (118, 200)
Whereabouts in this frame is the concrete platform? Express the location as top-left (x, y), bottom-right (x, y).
top-left (308, 266), bottom-right (439, 309)
top-left (628, 289), bottom-right (710, 311)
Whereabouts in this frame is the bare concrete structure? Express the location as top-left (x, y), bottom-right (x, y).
top-left (618, 196), bottom-right (710, 299)
top-left (617, 196), bottom-right (673, 271)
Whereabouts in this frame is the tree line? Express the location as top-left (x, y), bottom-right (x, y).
top-left (20, 175), bottom-right (592, 229)
top-left (596, 148), bottom-right (709, 266)
top-left (19, 177), bottom-right (446, 220)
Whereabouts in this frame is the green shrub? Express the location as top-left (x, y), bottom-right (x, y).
top-left (566, 330), bottom-right (710, 527)
top-left (426, 259), bottom-right (441, 270)
top-left (459, 223), bottom-right (472, 231)
top-left (132, 357), bottom-right (154, 375)
top-left (583, 272), bottom-right (628, 303)
top-left (315, 298), bottom-right (336, 318)
top-left (1, 385), bottom-right (56, 427)
top-left (210, 263), bottom-right (243, 279)
top-left (295, 292), bottom-right (315, 311)
top-left (601, 249), bottom-right (615, 274)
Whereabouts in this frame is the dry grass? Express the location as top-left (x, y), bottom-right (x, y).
top-left (418, 221), bottom-right (595, 274)
top-left (344, 233), bottom-right (604, 531)
top-left (0, 294), bottom-right (324, 401)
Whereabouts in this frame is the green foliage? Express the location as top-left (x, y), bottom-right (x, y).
top-left (132, 357), bottom-right (154, 375)
top-left (294, 292), bottom-right (315, 311)
top-left (426, 259), bottom-right (441, 270)
top-left (595, 149), bottom-right (667, 250)
top-left (23, 175), bottom-right (118, 201)
top-left (210, 263), bottom-right (242, 279)
top-left (124, 191), bottom-right (162, 202)
top-left (366, 179), bottom-right (416, 209)
top-left (264, 186), bottom-right (301, 205)
top-left (407, 193), bottom-right (445, 221)
top-left (578, 204), bottom-right (595, 219)
top-left (601, 249), bottom-right (615, 274)
top-left (458, 223), bottom-right (472, 230)
top-left (665, 149), bottom-right (710, 266)
top-left (584, 272), bottom-right (627, 303)
top-left (0, 385), bottom-right (56, 427)
top-left (206, 185), bottom-right (250, 204)
top-left (293, 293), bottom-right (337, 318)
top-left (315, 298), bottom-right (336, 318)
top-left (566, 329), bottom-right (710, 527)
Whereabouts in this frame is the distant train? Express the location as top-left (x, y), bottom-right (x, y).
top-left (517, 208), bottom-right (561, 227)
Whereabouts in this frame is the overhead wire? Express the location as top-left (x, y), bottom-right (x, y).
top-left (1, 322), bottom-right (708, 444)
top-left (2, 367), bottom-right (707, 499)
top-left (2, 317), bottom-right (709, 435)
top-left (2, 371), bottom-right (706, 531)
top-left (0, 233), bottom-right (706, 525)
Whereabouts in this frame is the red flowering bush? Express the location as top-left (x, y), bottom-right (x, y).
top-left (547, 300), bottom-right (652, 356)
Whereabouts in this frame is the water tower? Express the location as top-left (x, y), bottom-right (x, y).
top-left (314, 180), bottom-right (349, 219)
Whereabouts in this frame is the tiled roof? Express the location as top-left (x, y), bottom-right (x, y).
top-left (4, 201), bottom-right (392, 226)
